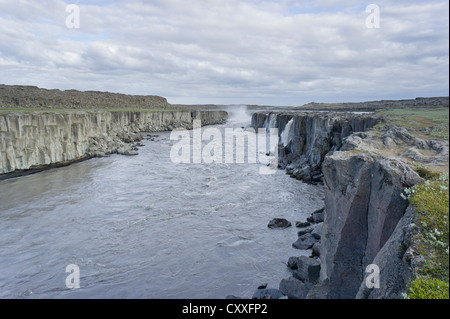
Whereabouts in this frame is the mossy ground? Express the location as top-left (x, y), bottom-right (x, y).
top-left (407, 276), bottom-right (449, 299)
top-left (376, 108), bottom-right (449, 140)
top-left (404, 173), bottom-right (449, 299)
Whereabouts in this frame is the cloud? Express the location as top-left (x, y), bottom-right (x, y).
top-left (0, 0), bottom-right (448, 105)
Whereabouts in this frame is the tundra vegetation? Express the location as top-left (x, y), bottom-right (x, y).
top-left (376, 108), bottom-right (449, 141)
top-left (377, 107), bottom-right (449, 299)
top-left (403, 172), bottom-right (449, 299)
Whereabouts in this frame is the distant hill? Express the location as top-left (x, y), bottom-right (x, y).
top-left (1, 85), bottom-right (448, 111)
top-left (0, 85), bottom-right (170, 109)
top-left (295, 97), bottom-right (449, 111)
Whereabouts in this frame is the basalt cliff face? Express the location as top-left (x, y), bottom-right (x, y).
top-left (315, 124), bottom-right (448, 299)
top-left (251, 111), bottom-right (447, 299)
top-left (315, 152), bottom-right (423, 299)
top-left (251, 112), bottom-right (383, 184)
top-left (0, 110), bottom-right (227, 176)
top-left (0, 85), bottom-right (230, 176)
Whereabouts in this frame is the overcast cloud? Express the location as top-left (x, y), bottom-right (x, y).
top-left (0, 0), bottom-right (448, 105)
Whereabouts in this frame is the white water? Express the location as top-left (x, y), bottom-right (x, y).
top-left (225, 105), bottom-right (252, 126)
top-left (280, 119), bottom-right (294, 147)
top-left (268, 113), bottom-right (277, 129)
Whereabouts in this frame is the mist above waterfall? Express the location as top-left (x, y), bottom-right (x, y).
top-left (225, 105), bottom-right (252, 126)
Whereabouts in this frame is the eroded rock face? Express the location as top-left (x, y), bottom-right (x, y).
top-left (0, 110), bottom-right (227, 175)
top-left (251, 112), bottom-right (383, 184)
top-left (342, 124), bottom-right (449, 167)
top-left (356, 206), bottom-right (417, 299)
top-left (304, 123), bottom-right (446, 299)
top-left (314, 151), bottom-right (423, 299)
top-left (252, 110), bottom-right (445, 299)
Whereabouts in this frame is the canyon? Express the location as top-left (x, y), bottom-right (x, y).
top-left (1, 85), bottom-right (448, 299)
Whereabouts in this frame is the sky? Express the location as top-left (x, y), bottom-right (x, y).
top-left (0, 0), bottom-right (448, 106)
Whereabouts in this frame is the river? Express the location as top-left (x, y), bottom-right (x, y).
top-left (0, 110), bottom-right (324, 299)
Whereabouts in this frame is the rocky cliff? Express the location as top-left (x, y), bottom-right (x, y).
top-left (251, 112), bottom-right (383, 184)
top-left (0, 110), bottom-right (227, 176)
top-left (313, 124), bottom-right (448, 299)
top-left (313, 152), bottom-right (423, 298)
top-left (250, 110), bottom-right (448, 299)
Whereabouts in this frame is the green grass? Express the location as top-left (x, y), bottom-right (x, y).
top-left (403, 173), bottom-right (449, 299)
top-left (411, 162), bottom-right (441, 180)
top-left (377, 108), bottom-right (449, 140)
top-left (407, 276), bottom-right (449, 299)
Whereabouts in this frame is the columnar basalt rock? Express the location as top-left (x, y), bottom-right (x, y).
top-left (355, 206), bottom-right (418, 299)
top-left (313, 151), bottom-right (423, 298)
top-left (0, 110), bottom-right (227, 175)
top-left (259, 111), bottom-right (440, 299)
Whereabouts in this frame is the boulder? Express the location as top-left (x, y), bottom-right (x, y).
top-left (257, 283), bottom-right (268, 290)
top-left (287, 257), bottom-right (300, 270)
top-left (297, 228), bottom-right (313, 237)
top-left (279, 277), bottom-right (309, 299)
top-left (292, 233), bottom-right (318, 250)
top-left (296, 221), bottom-right (311, 228)
top-left (307, 208), bottom-right (325, 223)
top-left (268, 218), bottom-right (292, 229)
top-left (291, 256), bottom-right (321, 285)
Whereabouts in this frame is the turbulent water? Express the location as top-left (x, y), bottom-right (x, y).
top-left (0, 110), bottom-right (324, 299)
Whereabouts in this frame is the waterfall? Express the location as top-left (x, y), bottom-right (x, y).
top-left (263, 113), bottom-right (269, 129)
top-left (280, 118), bottom-right (294, 146)
top-left (268, 113), bottom-right (277, 128)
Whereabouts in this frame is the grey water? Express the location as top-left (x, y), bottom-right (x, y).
top-left (0, 111), bottom-right (324, 299)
